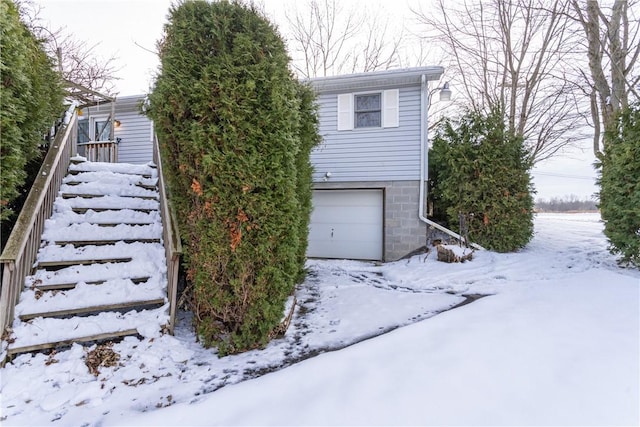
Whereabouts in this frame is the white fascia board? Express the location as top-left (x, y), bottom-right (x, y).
top-left (308, 66), bottom-right (445, 93)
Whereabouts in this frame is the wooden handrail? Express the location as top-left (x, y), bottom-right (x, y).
top-left (79, 140), bottom-right (118, 163)
top-left (0, 111), bottom-right (181, 338)
top-left (153, 133), bottom-right (183, 334)
top-left (0, 110), bottom-right (78, 334)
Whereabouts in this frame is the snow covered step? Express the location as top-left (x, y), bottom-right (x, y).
top-left (29, 276), bottom-right (151, 291)
top-left (57, 195), bottom-right (160, 212)
top-left (5, 305), bottom-right (168, 356)
top-left (62, 193), bottom-right (158, 201)
top-left (63, 170), bottom-right (158, 187)
top-left (72, 207), bottom-right (156, 214)
top-left (16, 277), bottom-right (167, 316)
top-left (68, 170), bottom-right (154, 179)
top-left (43, 222), bottom-right (162, 242)
top-left (60, 183), bottom-right (159, 199)
top-left (65, 181), bottom-right (158, 192)
top-left (34, 241), bottom-right (166, 266)
top-left (36, 257), bottom-right (133, 271)
top-left (68, 161), bottom-right (157, 178)
top-left (26, 260), bottom-right (158, 290)
top-left (54, 238), bottom-right (161, 247)
top-left (41, 223), bottom-right (162, 247)
top-left (18, 299), bottom-right (166, 321)
top-left (43, 208), bottom-right (160, 227)
top-left (6, 329), bottom-right (140, 356)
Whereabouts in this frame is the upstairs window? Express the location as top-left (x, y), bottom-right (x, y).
top-left (337, 89), bottom-right (399, 131)
top-left (354, 93), bottom-right (381, 128)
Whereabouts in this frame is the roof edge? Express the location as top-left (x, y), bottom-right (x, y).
top-left (308, 66), bottom-right (445, 92)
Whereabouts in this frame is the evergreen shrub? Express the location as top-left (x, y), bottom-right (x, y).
top-left (430, 108), bottom-right (534, 252)
top-left (148, 0), bottom-right (319, 354)
top-left (0, 0), bottom-right (63, 225)
top-left (600, 103), bottom-right (640, 267)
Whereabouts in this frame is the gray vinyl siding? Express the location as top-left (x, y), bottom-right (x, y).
top-left (82, 95), bottom-right (154, 164)
top-left (311, 85), bottom-right (422, 182)
top-left (114, 111), bottom-right (153, 164)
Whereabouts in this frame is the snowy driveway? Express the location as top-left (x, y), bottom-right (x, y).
top-left (1, 213), bottom-right (639, 426)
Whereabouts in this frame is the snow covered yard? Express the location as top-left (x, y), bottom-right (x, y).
top-left (1, 213), bottom-right (638, 426)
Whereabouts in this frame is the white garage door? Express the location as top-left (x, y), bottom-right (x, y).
top-left (307, 189), bottom-right (383, 260)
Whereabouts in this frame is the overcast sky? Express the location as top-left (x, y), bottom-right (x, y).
top-left (34, 0), bottom-right (599, 200)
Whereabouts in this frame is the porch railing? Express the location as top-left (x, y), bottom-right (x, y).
top-left (78, 140), bottom-right (118, 163)
top-left (0, 108), bottom-right (78, 334)
top-left (153, 133), bottom-right (182, 333)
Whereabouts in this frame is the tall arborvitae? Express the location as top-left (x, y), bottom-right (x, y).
top-left (148, 0), bottom-right (319, 354)
top-left (292, 81), bottom-right (321, 282)
top-left (0, 0), bottom-right (63, 226)
top-left (430, 108), bottom-right (534, 252)
top-left (600, 103), bottom-right (640, 267)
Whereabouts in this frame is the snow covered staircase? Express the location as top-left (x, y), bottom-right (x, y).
top-left (4, 159), bottom-right (169, 357)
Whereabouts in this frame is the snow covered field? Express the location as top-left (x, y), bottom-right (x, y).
top-left (1, 213), bottom-right (638, 426)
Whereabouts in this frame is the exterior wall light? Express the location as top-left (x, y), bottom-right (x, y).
top-left (439, 82), bottom-right (452, 102)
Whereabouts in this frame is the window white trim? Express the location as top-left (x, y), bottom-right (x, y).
top-left (337, 94), bottom-right (354, 131)
top-left (337, 89), bottom-right (399, 131)
top-left (383, 89), bottom-right (399, 128)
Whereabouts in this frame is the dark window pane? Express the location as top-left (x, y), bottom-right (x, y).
top-left (355, 94), bottom-right (381, 112)
top-left (78, 121), bottom-right (90, 143)
top-left (95, 120), bottom-right (112, 141)
top-left (355, 111), bottom-right (381, 128)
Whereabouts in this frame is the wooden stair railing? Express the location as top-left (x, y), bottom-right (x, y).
top-left (78, 140), bottom-right (118, 163)
top-left (153, 133), bottom-right (183, 334)
top-left (0, 106), bottom-right (78, 335)
top-left (1, 109), bottom-right (183, 341)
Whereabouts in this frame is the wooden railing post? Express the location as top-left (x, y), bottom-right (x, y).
top-left (153, 133), bottom-right (182, 334)
top-left (0, 107), bottom-right (78, 335)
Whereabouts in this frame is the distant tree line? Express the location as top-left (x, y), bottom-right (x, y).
top-left (535, 195), bottom-right (598, 212)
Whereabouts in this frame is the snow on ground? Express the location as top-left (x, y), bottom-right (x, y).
top-left (1, 213), bottom-right (639, 426)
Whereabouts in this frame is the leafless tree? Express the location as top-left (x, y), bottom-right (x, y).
top-left (414, 0), bottom-right (586, 163)
top-left (17, 0), bottom-right (119, 98)
top-left (285, 0), bottom-right (402, 78)
top-left (568, 0), bottom-right (640, 159)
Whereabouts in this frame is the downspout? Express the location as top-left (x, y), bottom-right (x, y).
top-left (419, 75), bottom-right (484, 251)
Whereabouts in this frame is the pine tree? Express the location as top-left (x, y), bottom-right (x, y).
top-left (0, 0), bottom-right (63, 238)
top-left (430, 108), bottom-right (534, 252)
top-left (148, 0), bottom-right (318, 354)
top-left (600, 103), bottom-right (640, 267)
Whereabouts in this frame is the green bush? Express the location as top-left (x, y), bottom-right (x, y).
top-left (600, 103), bottom-right (640, 267)
top-left (430, 108), bottom-right (534, 252)
top-left (148, 0), bottom-right (318, 354)
top-left (0, 0), bottom-right (63, 225)
top-left (292, 81), bottom-right (321, 282)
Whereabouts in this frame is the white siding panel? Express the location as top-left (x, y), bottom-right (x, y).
top-left (312, 85), bottom-right (422, 182)
top-left (115, 112), bottom-right (154, 164)
top-left (307, 190), bottom-right (383, 260)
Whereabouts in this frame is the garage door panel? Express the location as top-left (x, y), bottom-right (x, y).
top-left (311, 209), bottom-right (380, 224)
top-left (307, 189), bottom-right (383, 260)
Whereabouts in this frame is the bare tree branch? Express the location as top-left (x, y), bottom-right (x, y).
top-left (16, 0), bottom-right (120, 97)
top-left (285, 0), bottom-right (402, 78)
top-left (568, 0), bottom-right (640, 159)
top-left (414, 0), bottom-right (585, 164)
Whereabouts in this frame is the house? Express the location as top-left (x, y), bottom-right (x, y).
top-left (79, 66), bottom-right (448, 262)
top-left (76, 94), bottom-right (154, 164)
top-left (307, 66), bottom-right (446, 261)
